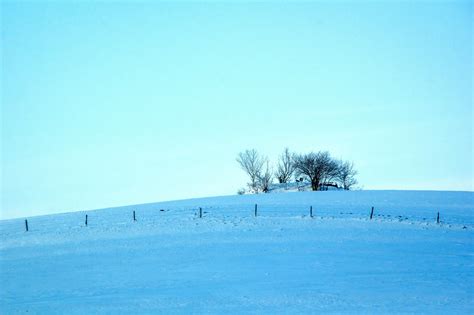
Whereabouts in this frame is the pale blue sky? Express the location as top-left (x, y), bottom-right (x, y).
top-left (1, 1), bottom-right (472, 219)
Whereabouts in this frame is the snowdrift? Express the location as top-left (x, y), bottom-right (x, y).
top-left (1, 190), bottom-right (473, 313)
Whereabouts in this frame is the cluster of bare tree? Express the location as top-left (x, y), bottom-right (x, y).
top-left (237, 148), bottom-right (357, 194)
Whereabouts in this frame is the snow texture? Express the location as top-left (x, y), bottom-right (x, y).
top-left (0, 190), bottom-right (473, 314)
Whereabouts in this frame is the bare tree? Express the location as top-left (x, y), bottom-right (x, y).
top-left (236, 149), bottom-right (265, 193)
top-left (293, 151), bottom-right (338, 191)
top-left (337, 160), bottom-right (358, 190)
top-left (258, 160), bottom-right (273, 193)
top-left (275, 147), bottom-right (295, 184)
top-left (320, 157), bottom-right (340, 189)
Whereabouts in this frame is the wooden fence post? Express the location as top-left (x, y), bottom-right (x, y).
top-left (133, 210), bottom-right (136, 222)
top-left (437, 212), bottom-right (440, 224)
top-left (85, 214), bottom-right (88, 226)
top-left (254, 204), bottom-right (257, 217)
top-left (370, 207), bottom-right (374, 220)
top-left (310, 206), bottom-right (313, 218)
top-left (25, 219), bottom-right (28, 232)
top-left (199, 207), bottom-right (202, 218)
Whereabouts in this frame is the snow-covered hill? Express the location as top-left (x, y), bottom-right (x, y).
top-left (1, 190), bottom-right (473, 313)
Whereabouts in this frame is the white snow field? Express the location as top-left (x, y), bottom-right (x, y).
top-left (1, 190), bottom-right (473, 314)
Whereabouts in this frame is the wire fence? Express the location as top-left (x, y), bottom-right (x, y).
top-left (1, 202), bottom-right (471, 237)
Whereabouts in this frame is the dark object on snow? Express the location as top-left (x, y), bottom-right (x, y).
top-left (199, 207), bottom-right (202, 218)
top-left (254, 204), bottom-right (258, 217)
top-left (85, 215), bottom-right (88, 226)
top-left (310, 206), bottom-right (313, 218)
top-left (437, 212), bottom-right (440, 224)
top-left (370, 207), bottom-right (374, 220)
top-left (25, 219), bottom-right (28, 232)
top-left (319, 182), bottom-right (339, 191)
top-left (133, 211), bottom-right (136, 222)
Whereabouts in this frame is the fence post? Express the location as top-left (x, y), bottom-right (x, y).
top-left (25, 219), bottom-right (28, 232)
top-left (370, 207), bottom-right (374, 220)
top-left (133, 210), bottom-right (136, 222)
top-left (85, 214), bottom-right (88, 226)
top-left (437, 211), bottom-right (440, 224)
top-left (199, 207), bottom-right (202, 218)
top-left (310, 206), bottom-right (313, 218)
top-left (255, 204), bottom-right (257, 217)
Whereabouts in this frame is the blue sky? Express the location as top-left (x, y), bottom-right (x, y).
top-left (1, 1), bottom-right (472, 219)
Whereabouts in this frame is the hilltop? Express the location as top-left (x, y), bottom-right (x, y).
top-left (1, 190), bottom-right (473, 313)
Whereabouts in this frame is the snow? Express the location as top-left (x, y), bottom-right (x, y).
top-left (1, 190), bottom-right (473, 313)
